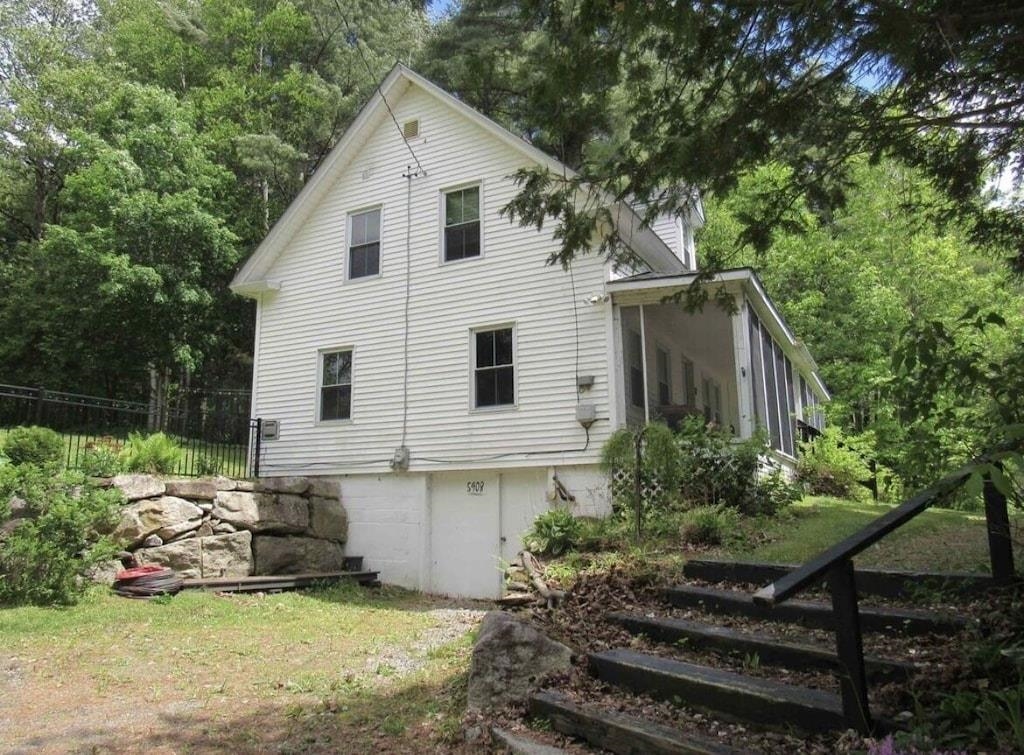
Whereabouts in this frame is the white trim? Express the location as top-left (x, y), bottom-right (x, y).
top-left (607, 302), bottom-right (623, 428)
top-left (315, 346), bottom-right (355, 425)
top-left (732, 305), bottom-right (754, 439)
top-left (345, 204), bottom-right (384, 282)
top-left (439, 180), bottom-right (485, 265)
top-left (638, 304), bottom-right (650, 424)
top-left (469, 322), bottom-right (518, 412)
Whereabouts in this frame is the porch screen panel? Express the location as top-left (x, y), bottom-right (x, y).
top-left (747, 309), bottom-right (765, 429)
top-left (760, 323), bottom-right (783, 451)
top-left (782, 354), bottom-right (796, 456)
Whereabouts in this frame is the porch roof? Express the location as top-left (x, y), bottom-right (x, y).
top-left (607, 267), bottom-right (830, 400)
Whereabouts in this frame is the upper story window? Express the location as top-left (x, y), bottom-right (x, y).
top-left (474, 326), bottom-right (514, 408)
top-left (319, 349), bottom-right (352, 421)
top-left (444, 185), bottom-right (481, 262)
top-left (348, 208), bottom-right (380, 279)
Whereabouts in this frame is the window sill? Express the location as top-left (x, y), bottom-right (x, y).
top-left (440, 253), bottom-right (484, 267)
top-left (470, 404), bottom-right (518, 414)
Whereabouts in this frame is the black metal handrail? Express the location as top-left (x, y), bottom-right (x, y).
top-left (751, 440), bottom-right (1021, 734)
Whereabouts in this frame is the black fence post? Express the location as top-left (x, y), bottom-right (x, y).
top-left (252, 418), bottom-right (262, 479)
top-left (983, 470), bottom-right (1015, 583)
top-left (829, 558), bottom-right (872, 734)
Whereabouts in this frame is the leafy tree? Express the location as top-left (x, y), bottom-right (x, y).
top-left (459, 1), bottom-right (1024, 273)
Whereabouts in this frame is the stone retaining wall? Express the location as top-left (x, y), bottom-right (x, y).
top-left (103, 474), bottom-right (349, 580)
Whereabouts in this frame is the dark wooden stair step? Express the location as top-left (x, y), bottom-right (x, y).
top-left (529, 690), bottom-right (744, 755)
top-left (181, 570), bottom-right (379, 593)
top-left (666, 584), bottom-right (968, 635)
top-left (683, 559), bottom-right (997, 599)
top-left (589, 648), bottom-right (847, 734)
top-left (607, 611), bottom-right (915, 682)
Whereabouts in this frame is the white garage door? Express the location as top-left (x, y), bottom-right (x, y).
top-left (429, 471), bottom-right (502, 598)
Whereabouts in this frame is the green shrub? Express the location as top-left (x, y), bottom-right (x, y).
top-left (194, 453), bottom-right (223, 476)
top-left (796, 427), bottom-right (873, 500)
top-left (80, 439), bottom-right (124, 477)
top-left (676, 418), bottom-right (799, 516)
top-left (678, 505), bottom-right (740, 546)
top-left (2, 426), bottom-right (64, 468)
top-left (118, 432), bottom-right (183, 474)
top-left (523, 508), bottom-right (584, 556)
top-left (0, 465), bottom-right (122, 606)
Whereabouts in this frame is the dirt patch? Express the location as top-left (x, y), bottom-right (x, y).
top-left (0, 588), bottom-right (486, 754)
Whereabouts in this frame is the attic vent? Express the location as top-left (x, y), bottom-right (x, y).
top-left (402, 119), bottom-right (420, 139)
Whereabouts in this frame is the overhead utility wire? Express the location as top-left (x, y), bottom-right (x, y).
top-left (332, 0), bottom-right (425, 175)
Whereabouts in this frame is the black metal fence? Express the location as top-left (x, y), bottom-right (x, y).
top-left (0, 384), bottom-right (261, 478)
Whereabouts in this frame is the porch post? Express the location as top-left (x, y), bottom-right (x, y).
top-left (638, 303), bottom-right (650, 423)
top-left (732, 301), bottom-right (755, 438)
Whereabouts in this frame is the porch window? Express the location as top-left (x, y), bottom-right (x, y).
top-left (628, 330), bottom-right (645, 408)
top-left (748, 305), bottom-right (798, 456)
top-left (444, 185), bottom-right (481, 261)
top-left (655, 347), bottom-right (671, 405)
top-left (319, 349), bottom-right (352, 421)
top-left (348, 208), bottom-right (381, 279)
top-left (474, 326), bottom-right (514, 407)
top-left (681, 356), bottom-right (696, 408)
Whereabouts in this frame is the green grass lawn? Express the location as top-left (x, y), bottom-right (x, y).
top-left (731, 496), bottom-right (1023, 573)
top-left (0, 583), bottom-right (479, 753)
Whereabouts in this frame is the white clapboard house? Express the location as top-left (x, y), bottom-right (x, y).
top-left (230, 65), bottom-right (828, 598)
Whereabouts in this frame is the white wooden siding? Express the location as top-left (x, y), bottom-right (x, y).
top-left (254, 85), bottom-right (611, 475)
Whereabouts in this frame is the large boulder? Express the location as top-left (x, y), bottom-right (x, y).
top-left (259, 476), bottom-right (310, 495)
top-left (110, 474), bottom-right (165, 502)
top-left (135, 531), bottom-right (253, 579)
top-left (211, 491), bottom-right (308, 533)
top-left (307, 478), bottom-right (341, 499)
top-left (466, 612), bottom-right (573, 711)
top-left (84, 558), bottom-right (124, 586)
top-left (199, 531), bottom-right (253, 578)
top-left (112, 496), bottom-right (203, 547)
top-left (135, 537), bottom-right (202, 578)
top-left (164, 479), bottom-right (218, 500)
top-left (211, 490), bottom-right (265, 529)
top-left (253, 494), bottom-right (309, 534)
top-left (253, 535), bottom-right (346, 574)
top-left (307, 497), bottom-right (347, 542)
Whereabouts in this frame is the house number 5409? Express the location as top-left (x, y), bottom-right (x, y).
top-left (466, 481), bottom-right (485, 495)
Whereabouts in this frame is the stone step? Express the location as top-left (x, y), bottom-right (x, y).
top-left (665, 584), bottom-right (968, 635)
top-left (589, 648), bottom-right (847, 734)
top-left (607, 612), bottom-right (915, 682)
top-left (682, 559), bottom-right (996, 599)
top-left (529, 690), bottom-right (744, 755)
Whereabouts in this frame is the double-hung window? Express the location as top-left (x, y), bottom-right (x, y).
top-left (319, 349), bottom-right (352, 421)
top-left (444, 185), bottom-right (481, 261)
top-left (474, 326), bottom-right (514, 408)
top-left (348, 208), bottom-right (380, 279)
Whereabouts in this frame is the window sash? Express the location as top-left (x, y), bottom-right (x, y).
top-left (349, 241), bottom-right (380, 278)
top-left (349, 209), bottom-right (381, 279)
top-left (320, 350), bottom-right (352, 421)
top-left (444, 187), bottom-right (481, 261)
top-left (474, 328), bottom-right (514, 407)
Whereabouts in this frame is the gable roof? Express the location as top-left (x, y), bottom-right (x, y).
top-left (230, 64), bottom-right (683, 295)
